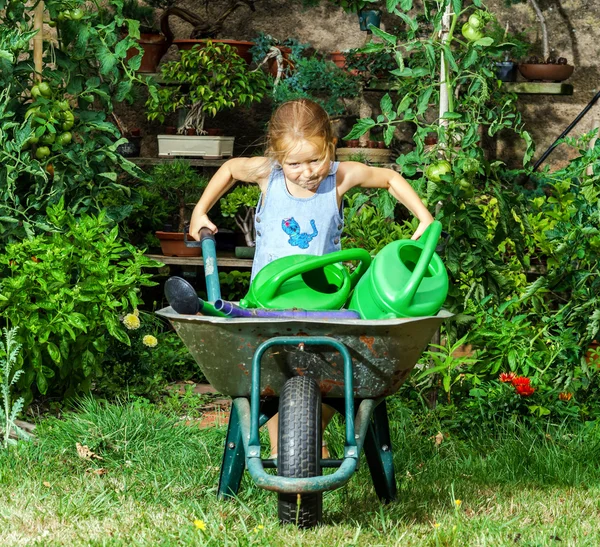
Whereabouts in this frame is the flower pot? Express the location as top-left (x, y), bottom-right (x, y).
top-left (358, 9), bottom-right (382, 32)
top-left (234, 246), bottom-right (256, 259)
top-left (517, 63), bottom-right (574, 82)
top-left (155, 231), bottom-right (201, 257)
top-left (495, 61), bottom-right (518, 82)
top-left (586, 340), bottom-right (599, 366)
top-left (126, 33), bottom-right (171, 73)
top-left (173, 39), bottom-right (254, 64)
top-left (157, 135), bottom-right (235, 158)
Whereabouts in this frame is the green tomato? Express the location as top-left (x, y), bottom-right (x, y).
top-left (62, 112), bottom-right (74, 131)
top-left (70, 8), bottom-right (84, 20)
top-left (461, 22), bottom-right (484, 42)
top-left (28, 134), bottom-right (40, 144)
top-left (35, 146), bottom-right (51, 160)
top-left (56, 12), bottom-right (65, 21)
top-left (38, 82), bottom-right (52, 98)
top-left (468, 14), bottom-right (484, 29)
top-left (31, 85), bottom-right (42, 98)
top-left (40, 132), bottom-right (56, 145)
top-left (425, 160), bottom-right (452, 182)
top-left (47, 19), bottom-right (56, 27)
top-left (458, 178), bottom-right (474, 197)
top-left (62, 9), bottom-right (72, 20)
top-left (57, 100), bottom-right (70, 111)
top-left (57, 131), bottom-right (72, 146)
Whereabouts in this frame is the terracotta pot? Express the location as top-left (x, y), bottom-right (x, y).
top-left (586, 341), bottom-right (599, 366)
top-left (328, 51), bottom-right (360, 76)
top-left (125, 33), bottom-right (171, 73)
top-left (155, 231), bottom-right (201, 257)
top-left (517, 63), bottom-right (574, 82)
top-left (165, 126), bottom-right (177, 135)
top-left (173, 39), bottom-right (255, 64)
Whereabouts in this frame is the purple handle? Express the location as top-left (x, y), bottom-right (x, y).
top-left (215, 300), bottom-right (360, 319)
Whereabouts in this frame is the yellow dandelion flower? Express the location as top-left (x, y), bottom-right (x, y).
top-left (434, 523), bottom-right (441, 528)
top-left (143, 335), bottom-right (158, 348)
top-left (123, 313), bottom-right (141, 330)
top-left (455, 499), bottom-right (462, 507)
top-left (253, 524), bottom-right (264, 532)
top-left (194, 519), bottom-right (206, 531)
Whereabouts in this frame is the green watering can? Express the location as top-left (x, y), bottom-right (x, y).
top-left (240, 248), bottom-right (372, 310)
top-left (348, 221), bottom-right (448, 319)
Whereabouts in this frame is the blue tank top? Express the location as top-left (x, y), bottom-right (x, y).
top-left (251, 161), bottom-right (344, 280)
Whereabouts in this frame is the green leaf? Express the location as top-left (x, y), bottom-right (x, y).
top-left (344, 118), bottom-right (376, 140)
top-left (380, 93), bottom-right (393, 117)
top-left (46, 342), bottom-right (61, 364)
top-left (441, 111), bottom-right (462, 120)
top-left (370, 27), bottom-right (397, 46)
top-left (474, 37), bottom-right (494, 47)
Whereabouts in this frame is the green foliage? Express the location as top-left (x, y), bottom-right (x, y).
top-left (342, 190), bottom-right (412, 254)
top-left (148, 160), bottom-right (209, 232)
top-left (250, 32), bottom-right (309, 73)
top-left (0, 200), bottom-right (160, 404)
top-left (146, 41), bottom-right (269, 133)
top-left (219, 270), bottom-right (252, 301)
top-left (97, 314), bottom-right (203, 399)
top-left (0, 0), bottom-right (153, 245)
top-left (0, 327), bottom-right (31, 447)
top-left (272, 54), bottom-right (360, 117)
top-left (219, 184), bottom-right (261, 246)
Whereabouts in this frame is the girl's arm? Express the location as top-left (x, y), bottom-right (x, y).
top-left (188, 157), bottom-right (269, 240)
top-left (336, 161), bottom-right (434, 239)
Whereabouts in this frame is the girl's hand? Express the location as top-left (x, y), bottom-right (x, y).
top-left (411, 219), bottom-right (434, 240)
top-left (188, 213), bottom-right (217, 241)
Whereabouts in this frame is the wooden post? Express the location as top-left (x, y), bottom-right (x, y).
top-left (33, 2), bottom-right (45, 82)
top-left (438, 3), bottom-right (452, 127)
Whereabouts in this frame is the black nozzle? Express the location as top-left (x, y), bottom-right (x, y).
top-left (164, 276), bottom-right (201, 315)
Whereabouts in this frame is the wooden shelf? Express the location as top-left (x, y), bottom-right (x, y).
top-left (500, 82), bottom-right (573, 95)
top-left (130, 157), bottom-right (228, 167)
top-left (146, 254), bottom-right (253, 268)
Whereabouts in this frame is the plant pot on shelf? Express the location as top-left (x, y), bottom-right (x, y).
top-left (157, 135), bottom-right (235, 159)
top-left (125, 33), bottom-right (171, 73)
top-left (358, 9), bottom-right (382, 32)
top-left (586, 340), bottom-right (599, 366)
top-left (495, 61), bottom-right (518, 82)
top-left (117, 135), bottom-right (142, 157)
top-left (235, 246), bottom-right (255, 259)
top-left (173, 39), bottom-right (255, 64)
top-left (155, 231), bottom-right (201, 257)
top-left (517, 63), bottom-right (574, 82)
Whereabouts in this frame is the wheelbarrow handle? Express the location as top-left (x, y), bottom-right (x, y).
top-left (184, 224), bottom-right (221, 302)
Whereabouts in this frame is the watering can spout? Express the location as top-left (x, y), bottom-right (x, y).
top-left (348, 221), bottom-right (448, 319)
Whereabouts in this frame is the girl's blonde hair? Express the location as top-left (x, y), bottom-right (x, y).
top-left (266, 99), bottom-right (335, 167)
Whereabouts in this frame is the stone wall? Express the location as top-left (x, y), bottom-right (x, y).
top-left (123, 0), bottom-right (600, 169)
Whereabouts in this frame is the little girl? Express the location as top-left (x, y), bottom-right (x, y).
top-left (189, 98), bottom-right (434, 457)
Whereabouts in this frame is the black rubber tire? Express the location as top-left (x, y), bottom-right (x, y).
top-left (277, 376), bottom-right (323, 528)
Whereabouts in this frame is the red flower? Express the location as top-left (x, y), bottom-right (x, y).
top-left (511, 376), bottom-right (535, 397)
top-left (499, 372), bottom-right (517, 383)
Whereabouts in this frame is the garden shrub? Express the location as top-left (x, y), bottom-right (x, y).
top-left (0, 200), bottom-right (159, 404)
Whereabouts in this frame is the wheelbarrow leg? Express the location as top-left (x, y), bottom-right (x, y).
top-left (363, 400), bottom-right (397, 503)
top-left (218, 399), bottom-right (274, 499)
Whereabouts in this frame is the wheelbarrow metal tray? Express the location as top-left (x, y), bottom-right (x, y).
top-left (157, 307), bottom-right (451, 398)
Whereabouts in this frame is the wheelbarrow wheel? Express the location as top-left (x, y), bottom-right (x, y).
top-left (278, 376), bottom-right (322, 528)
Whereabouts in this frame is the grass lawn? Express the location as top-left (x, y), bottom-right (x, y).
top-left (1, 397), bottom-right (600, 546)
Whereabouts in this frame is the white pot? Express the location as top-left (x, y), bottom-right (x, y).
top-left (157, 135), bottom-right (235, 159)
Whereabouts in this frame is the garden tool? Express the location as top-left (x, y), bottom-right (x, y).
top-left (164, 276), bottom-right (227, 317)
top-left (240, 249), bottom-right (371, 310)
top-left (348, 221), bottom-right (448, 319)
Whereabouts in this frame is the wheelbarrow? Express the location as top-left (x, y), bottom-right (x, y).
top-left (157, 230), bottom-right (450, 528)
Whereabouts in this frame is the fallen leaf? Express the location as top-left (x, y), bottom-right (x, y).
top-left (86, 468), bottom-right (108, 476)
top-left (43, 481), bottom-right (51, 487)
top-left (431, 432), bottom-right (444, 446)
top-left (76, 442), bottom-right (104, 460)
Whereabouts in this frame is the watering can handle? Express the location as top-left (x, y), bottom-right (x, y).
top-left (259, 248), bottom-right (372, 304)
top-left (397, 220), bottom-right (442, 307)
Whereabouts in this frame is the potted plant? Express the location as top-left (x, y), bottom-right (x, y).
top-left (219, 184), bottom-right (261, 258)
top-left (250, 33), bottom-right (308, 80)
top-left (148, 159), bottom-right (209, 256)
top-left (121, 0), bottom-right (174, 73)
top-left (504, 0), bottom-right (574, 82)
top-left (159, 2), bottom-right (256, 60)
top-left (486, 20), bottom-right (531, 82)
top-left (146, 40), bottom-right (269, 158)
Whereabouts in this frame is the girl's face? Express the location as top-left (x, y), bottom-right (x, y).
top-left (280, 139), bottom-right (330, 191)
